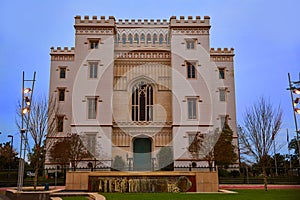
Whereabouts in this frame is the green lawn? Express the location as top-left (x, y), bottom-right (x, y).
top-left (103, 189), bottom-right (300, 200)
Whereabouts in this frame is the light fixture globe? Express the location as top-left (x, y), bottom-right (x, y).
top-left (293, 88), bottom-right (300, 95)
top-left (22, 107), bottom-right (30, 114)
top-left (24, 88), bottom-right (31, 94)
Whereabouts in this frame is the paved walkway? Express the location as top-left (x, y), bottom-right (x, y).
top-left (51, 192), bottom-right (105, 200)
top-left (0, 186), bottom-right (106, 200)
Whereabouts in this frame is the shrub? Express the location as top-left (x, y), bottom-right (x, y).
top-left (112, 155), bottom-right (125, 171)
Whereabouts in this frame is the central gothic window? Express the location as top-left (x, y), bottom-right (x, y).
top-left (131, 81), bottom-right (153, 121)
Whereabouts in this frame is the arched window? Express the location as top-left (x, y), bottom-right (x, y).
top-left (134, 33), bottom-right (139, 44)
top-left (159, 33), bottom-right (164, 44)
top-left (140, 33), bottom-right (145, 44)
top-left (128, 33), bottom-right (133, 44)
top-left (122, 33), bottom-right (126, 44)
top-left (153, 34), bottom-right (157, 44)
top-left (131, 81), bottom-right (153, 121)
top-left (165, 34), bottom-right (169, 44)
top-left (146, 33), bottom-right (151, 44)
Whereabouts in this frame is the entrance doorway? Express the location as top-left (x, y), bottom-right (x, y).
top-left (133, 137), bottom-right (152, 171)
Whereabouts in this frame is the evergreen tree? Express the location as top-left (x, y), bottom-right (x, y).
top-left (214, 122), bottom-right (237, 167)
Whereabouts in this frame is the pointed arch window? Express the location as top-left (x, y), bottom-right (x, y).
top-left (122, 33), bottom-right (126, 44)
top-left (146, 33), bottom-right (151, 44)
top-left (128, 33), bottom-right (133, 44)
top-left (141, 33), bottom-right (145, 44)
top-left (131, 81), bottom-right (153, 121)
top-left (134, 33), bottom-right (139, 44)
top-left (159, 34), bottom-right (164, 44)
top-left (153, 34), bottom-right (157, 44)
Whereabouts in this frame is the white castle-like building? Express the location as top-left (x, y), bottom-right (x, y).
top-left (46, 16), bottom-right (238, 171)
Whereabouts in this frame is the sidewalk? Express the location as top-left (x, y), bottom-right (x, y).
top-left (0, 186), bottom-right (106, 200)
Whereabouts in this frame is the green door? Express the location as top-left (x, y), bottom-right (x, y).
top-left (133, 138), bottom-right (151, 171)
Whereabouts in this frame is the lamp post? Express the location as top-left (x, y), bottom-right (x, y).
top-left (8, 135), bottom-right (13, 180)
top-left (17, 71), bottom-right (36, 191)
top-left (8, 135), bottom-right (13, 152)
top-left (287, 73), bottom-right (300, 166)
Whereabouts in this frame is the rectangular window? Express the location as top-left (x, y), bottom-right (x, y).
top-left (87, 134), bottom-right (96, 155)
top-left (89, 40), bottom-right (99, 49)
top-left (186, 40), bottom-right (196, 49)
top-left (219, 88), bottom-right (226, 102)
top-left (187, 62), bottom-right (196, 79)
top-left (89, 63), bottom-right (98, 79)
top-left (87, 97), bottom-right (98, 119)
top-left (219, 68), bottom-right (225, 79)
top-left (187, 97), bottom-right (197, 119)
top-left (59, 67), bottom-right (66, 79)
top-left (57, 116), bottom-right (64, 132)
top-left (58, 88), bottom-right (65, 101)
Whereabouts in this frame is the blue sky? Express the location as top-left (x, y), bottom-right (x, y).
top-left (0, 0), bottom-right (299, 155)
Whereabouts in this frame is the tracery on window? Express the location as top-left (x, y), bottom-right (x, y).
top-left (131, 81), bottom-right (153, 121)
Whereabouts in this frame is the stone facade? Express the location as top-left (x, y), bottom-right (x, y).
top-left (46, 16), bottom-right (237, 170)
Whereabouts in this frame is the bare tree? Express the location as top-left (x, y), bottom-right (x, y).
top-left (49, 133), bottom-right (93, 171)
top-left (239, 97), bottom-right (282, 191)
top-left (16, 95), bottom-right (58, 190)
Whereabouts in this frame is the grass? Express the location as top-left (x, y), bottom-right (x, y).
top-left (61, 196), bottom-right (89, 200)
top-left (103, 189), bottom-right (300, 200)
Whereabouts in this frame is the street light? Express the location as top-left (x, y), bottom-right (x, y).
top-left (287, 73), bottom-right (300, 167)
top-left (8, 135), bottom-right (13, 150)
top-left (8, 135), bottom-right (13, 180)
top-left (17, 71), bottom-right (36, 192)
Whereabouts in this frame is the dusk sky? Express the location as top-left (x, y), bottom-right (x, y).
top-left (0, 0), bottom-right (299, 155)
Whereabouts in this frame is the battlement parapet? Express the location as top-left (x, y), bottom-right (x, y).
top-left (50, 47), bottom-right (75, 54)
top-left (169, 16), bottom-right (210, 27)
top-left (116, 18), bottom-right (169, 26)
top-left (210, 48), bottom-right (234, 62)
top-left (74, 15), bottom-right (116, 26)
top-left (210, 48), bottom-right (234, 55)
